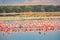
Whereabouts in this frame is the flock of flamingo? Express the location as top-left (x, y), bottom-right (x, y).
top-left (0, 18), bottom-right (60, 34)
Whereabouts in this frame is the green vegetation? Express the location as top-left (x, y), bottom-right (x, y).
top-left (0, 5), bottom-right (60, 13)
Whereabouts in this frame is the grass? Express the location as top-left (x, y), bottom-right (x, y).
top-left (0, 12), bottom-right (60, 20)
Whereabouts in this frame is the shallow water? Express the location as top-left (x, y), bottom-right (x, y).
top-left (0, 18), bottom-right (60, 40)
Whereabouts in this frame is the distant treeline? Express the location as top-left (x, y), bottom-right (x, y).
top-left (0, 5), bottom-right (60, 13)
